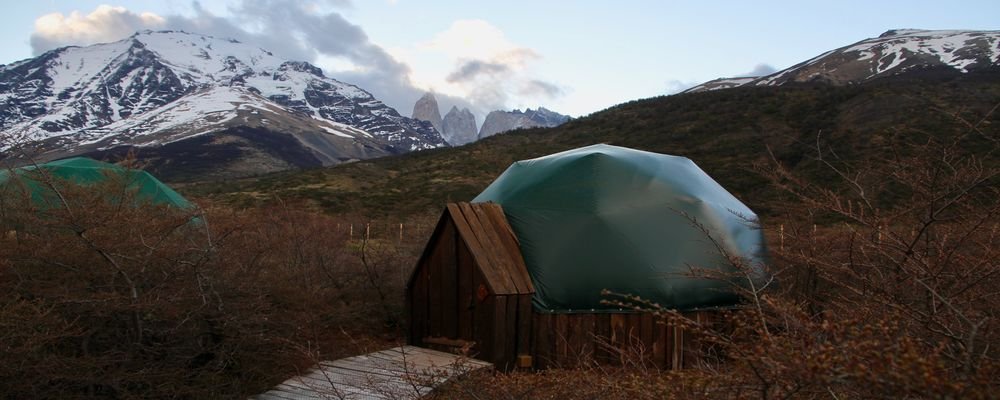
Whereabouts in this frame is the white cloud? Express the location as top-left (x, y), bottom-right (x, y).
top-left (31, 5), bottom-right (166, 55)
top-left (314, 54), bottom-right (364, 74)
top-left (742, 63), bottom-right (778, 77)
top-left (402, 19), bottom-right (563, 113)
top-left (422, 19), bottom-right (519, 61)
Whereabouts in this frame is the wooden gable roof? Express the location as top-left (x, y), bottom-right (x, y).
top-left (411, 202), bottom-right (534, 295)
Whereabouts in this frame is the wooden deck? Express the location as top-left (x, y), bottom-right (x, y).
top-left (251, 346), bottom-right (492, 400)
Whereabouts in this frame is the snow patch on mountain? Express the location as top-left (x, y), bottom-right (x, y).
top-left (0, 30), bottom-right (445, 156)
top-left (846, 31), bottom-right (990, 73)
top-left (682, 77), bottom-right (755, 93)
top-left (685, 29), bottom-right (1000, 93)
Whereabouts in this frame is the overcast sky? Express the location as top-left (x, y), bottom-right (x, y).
top-left (3, 1), bottom-right (998, 121)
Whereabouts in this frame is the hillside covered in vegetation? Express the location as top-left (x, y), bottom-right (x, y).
top-left (3, 68), bottom-right (998, 398)
top-left (184, 70), bottom-right (1000, 219)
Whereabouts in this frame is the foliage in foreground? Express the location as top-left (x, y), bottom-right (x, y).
top-left (1, 101), bottom-right (997, 398)
top-left (0, 172), bottom-right (432, 398)
top-left (433, 109), bottom-right (1000, 399)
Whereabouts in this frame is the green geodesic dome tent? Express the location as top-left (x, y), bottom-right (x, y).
top-left (472, 144), bottom-right (769, 312)
top-left (0, 157), bottom-right (193, 209)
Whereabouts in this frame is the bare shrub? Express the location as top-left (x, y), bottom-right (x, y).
top-left (0, 170), bottom-right (284, 398)
top-left (434, 109), bottom-right (1000, 399)
top-left (655, 110), bottom-right (999, 398)
top-left (0, 168), bottom-right (432, 398)
top-left (733, 116), bottom-right (1000, 398)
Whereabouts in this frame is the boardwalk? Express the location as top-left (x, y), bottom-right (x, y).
top-left (251, 346), bottom-right (493, 400)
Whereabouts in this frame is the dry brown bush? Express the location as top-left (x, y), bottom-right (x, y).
top-left (434, 110), bottom-right (999, 399)
top-left (3, 108), bottom-right (995, 399)
top-left (0, 170), bottom-right (431, 398)
top-left (722, 117), bottom-right (1000, 398)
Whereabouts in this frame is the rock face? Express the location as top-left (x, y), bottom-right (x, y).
top-left (684, 29), bottom-right (1000, 93)
top-left (441, 106), bottom-right (478, 146)
top-left (478, 107), bottom-right (571, 139)
top-left (411, 92), bottom-right (443, 134)
top-left (0, 30), bottom-right (448, 179)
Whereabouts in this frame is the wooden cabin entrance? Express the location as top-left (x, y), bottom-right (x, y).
top-left (407, 203), bottom-right (534, 370)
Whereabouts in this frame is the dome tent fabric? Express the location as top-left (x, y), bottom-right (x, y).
top-left (0, 157), bottom-right (193, 209)
top-left (472, 144), bottom-right (768, 312)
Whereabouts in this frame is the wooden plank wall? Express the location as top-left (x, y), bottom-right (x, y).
top-left (531, 310), bottom-right (718, 370)
top-left (409, 203), bottom-right (536, 371)
top-left (410, 218), bottom-right (492, 355)
top-left (410, 215), bottom-right (523, 369)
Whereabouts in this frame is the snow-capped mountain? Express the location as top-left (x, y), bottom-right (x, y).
top-left (685, 29), bottom-right (1000, 93)
top-left (0, 30), bottom-right (446, 178)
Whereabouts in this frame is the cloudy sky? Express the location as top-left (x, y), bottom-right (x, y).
top-left (3, 1), bottom-right (998, 122)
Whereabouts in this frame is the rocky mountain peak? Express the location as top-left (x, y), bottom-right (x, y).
top-left (478, 107), bottom-right (571, 140)
top-left (411, 92), bottom-right (443, 134)
top-left (278, 61), bottom-right (325, 77)
top-left (442, 106), bottom-right (477, 146)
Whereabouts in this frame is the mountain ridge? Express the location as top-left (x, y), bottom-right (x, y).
top-left (441, 106), bottom-right (477, 145)
top-left (478, 107), bottom-right (571, 140)
top-left (0, 30), bottom-right (446, 178)
top-left (685, 29), bottom-right (1000, 93)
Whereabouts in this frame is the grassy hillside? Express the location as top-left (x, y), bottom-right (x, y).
top-left (182, 71), bottom-right (1000, 218)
